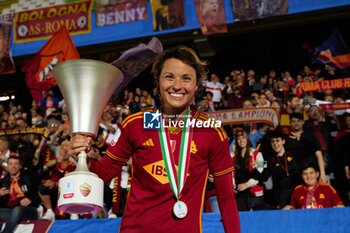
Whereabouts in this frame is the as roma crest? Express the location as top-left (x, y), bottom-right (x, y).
top-left (79, 183), bottom-right (91, 197)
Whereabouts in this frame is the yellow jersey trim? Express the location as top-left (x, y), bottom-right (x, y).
top-left (213, 166), bottom-right (234, 177)
top-left (106, 150), bottom-right (129, 163)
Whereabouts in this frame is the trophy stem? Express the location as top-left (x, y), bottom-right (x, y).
top-left (75, 151), bottom-right (90, 173)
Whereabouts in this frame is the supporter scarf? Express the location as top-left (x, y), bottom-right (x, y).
top-left (296, 78), bottom-right (350, 96)
top-left (206, 107), bottom-right (280, 127)
top-left (7, 177), bottom-right (25, 207)
top-left (0, 127), bottom-right (46, 136)
top-left (306, 185), bottom-right (318, 209)
top-left (319, 102), bottom-right (350, 112)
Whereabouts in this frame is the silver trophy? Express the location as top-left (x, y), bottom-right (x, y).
top-left (53, 59), bottom-right (123, 214)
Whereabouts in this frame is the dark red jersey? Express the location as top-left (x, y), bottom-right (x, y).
top-left (290, 182), bottom-right (343, 209)
top-left (90, 107), bottom-right (236, 233)
top-left (279, 110), bottom-right (292, 135)
top-left (51, 161), bottom-right (76, 185)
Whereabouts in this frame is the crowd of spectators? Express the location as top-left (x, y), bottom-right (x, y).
top-left (0, 62), bottom-right (350, 226)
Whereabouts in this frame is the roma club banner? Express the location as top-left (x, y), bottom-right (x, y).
top-left (13, 0), bottom-right (93, 43)
top-left (0, 23), bottom-right (16, 74)
top-left (296, 78), bottom-right (350, 96)
top-left (231, 0), bottom-right (288, 22)
top-left (150, 0), bottom-right (185, 31)
top-left (95, 0), bottom-right (147, 27)
top-left (193, 0), bottom-right (227, 35)
top-left (21, 26), bottom-right (80, 103)
top-left (206, 107), bottom-right (280, 127)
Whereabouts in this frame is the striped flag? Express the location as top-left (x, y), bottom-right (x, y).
top-left (311, 29), bottom-right (350, 69)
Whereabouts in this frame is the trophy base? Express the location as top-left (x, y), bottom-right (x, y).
top-left (57, 171), bottom-right (104, 214)
top-left (59, 203), bottom-right (103, 214)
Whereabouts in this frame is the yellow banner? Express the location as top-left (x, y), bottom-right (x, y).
top-left (0, 127), bottom-right (46, 136)
top-left (0, 0), bottom-right (19, 13)
top-left (13, 0), bottom-right (93, 43)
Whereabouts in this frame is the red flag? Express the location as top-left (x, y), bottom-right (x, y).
top-left (21, 25), bottom-right (80, 103)
top-left (302, 42), bottom-right (314, 54)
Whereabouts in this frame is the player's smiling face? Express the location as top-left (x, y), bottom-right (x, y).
top-left (159, 58), bottom-right (198, 114)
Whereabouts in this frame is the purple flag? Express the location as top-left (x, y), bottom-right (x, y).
top-left (111, 37), bottom-right (163, 95)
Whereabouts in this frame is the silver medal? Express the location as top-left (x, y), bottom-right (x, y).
top-left (173, 200), bottom-right (188, 219)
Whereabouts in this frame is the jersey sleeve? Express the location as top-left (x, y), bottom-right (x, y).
top-left (290, 188), bottom-right (298, 209)
top-left (89, 155), bottom-right (124, 184)
top-left (89, 122), bottom-right (133, 183)
top-left (215, 172), bottom-right (241, 233)
top-left (328, 184), bottom-right (343, 206)
top-left (105, 123), bottom-right (133, 164)
top-left (208, 127), bottom-right (234, 177)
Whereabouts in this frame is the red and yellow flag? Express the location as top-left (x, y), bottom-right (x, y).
top-left (21, 25), bottom-right (80, 103)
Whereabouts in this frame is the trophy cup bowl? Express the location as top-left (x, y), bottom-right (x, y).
top-left (53, 59), bottom-right (123, 214)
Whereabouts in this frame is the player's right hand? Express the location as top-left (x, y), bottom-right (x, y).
top-left (67, 134), bottom-right (93, 161)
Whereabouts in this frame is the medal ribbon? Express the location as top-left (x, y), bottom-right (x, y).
top-left (158, 109), bottom-right (192, 199)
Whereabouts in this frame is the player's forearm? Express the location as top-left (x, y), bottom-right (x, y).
top-left (215, 172), bottom-right (241, 233)
top-left (89, 155), bottom-right (125, 184)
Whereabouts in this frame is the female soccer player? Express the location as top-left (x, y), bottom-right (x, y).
top-left (67, 46), bottom-right (240, 233)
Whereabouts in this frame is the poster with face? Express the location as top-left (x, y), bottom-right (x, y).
top-left (231, 0), bottom-right (288, 22)
top-left (194, 0), bottom-right (227, 35)
top-left (0, 23), bottom-right (15, 74)
top-left (150, 0), bottom-right (185, 31)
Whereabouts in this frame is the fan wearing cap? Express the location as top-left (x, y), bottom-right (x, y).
top-left (232, 130), bottom-right (269, 211)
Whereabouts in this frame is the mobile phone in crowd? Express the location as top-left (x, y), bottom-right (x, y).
top-left (256, 161), bottom-right (267, 168)
top-left (303, 96), bottom-right (316, 104)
